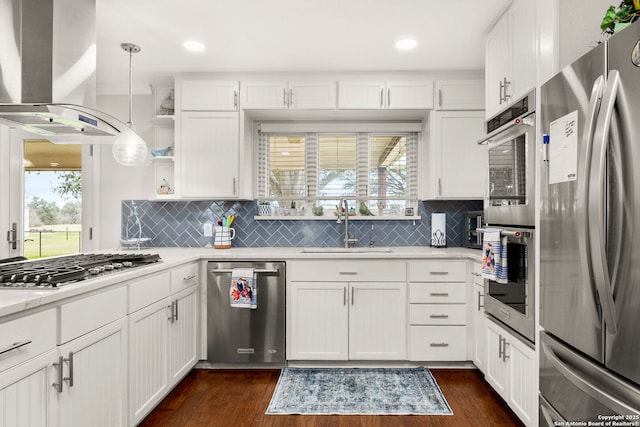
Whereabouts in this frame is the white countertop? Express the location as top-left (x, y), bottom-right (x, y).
top-left (0, 246), bottom-right (481, 318)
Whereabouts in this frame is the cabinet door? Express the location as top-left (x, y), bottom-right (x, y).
top-left (128, 299), bottom-right (169, 426)
top-left (386, 81), bottom-right (433, 109)
top-left (349, 282), bottom-right (407, 360)
top-left (241, 81), bottom-right (288, 109)
top-left (435, 80), bottom-right (485, 110)
top-left (506, 334), bottom-right (537, 426)
top-left (485, 14), bottom-right (510, 118)
top-left (508, 0), bottom-right (536, 102)
top-left (485, 320), bottom-right (508, 400)
top-left (168, 286), bottom-right (198, 386)
top-left (289, 81), bottom-right (336, 109)
top-left (338, 81), bottom-right (386, 109)
top-left (472, 284), bottom-right (487, 373)
top-left (0, 350), bottom-right (57, 427)
top-left (180, 80), bottom-right (239, 111)
top-left (427, 110), bottom-right (486, 199)
top-left (179, 112), bottom-right (239, 198)
top-left (56, 318), bottom-right (127, 427)
top-left (288, 282), bottom-right (349, 360)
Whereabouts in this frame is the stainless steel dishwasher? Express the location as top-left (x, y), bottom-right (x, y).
top-left (207, 261), bottom-right (285, 366)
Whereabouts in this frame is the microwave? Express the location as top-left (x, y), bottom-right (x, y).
top-left (464, 211), bottom-right (484, 249)
top-left (479, 91), bottom-right (536, 227)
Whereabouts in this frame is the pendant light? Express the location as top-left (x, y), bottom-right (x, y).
top-left (112, 42), bottom-right (148, 166)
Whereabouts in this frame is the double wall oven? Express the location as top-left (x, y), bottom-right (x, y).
top-left (479, 90), bottom-right (536, 343)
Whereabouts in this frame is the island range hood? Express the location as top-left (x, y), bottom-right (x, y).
top-left (0, 0), bottom-right (127, 142)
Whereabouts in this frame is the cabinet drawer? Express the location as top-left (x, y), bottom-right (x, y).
top-left (410, 282), bottom-right (466, 303)
top-left (171, 263), bottom-right (199, 294)
top-left (409, 304), bottom-right (467, 325)
top-left (409, 260), bottom-right (466, 282)
top-left (409, 326), bottom-right (467, 361)
top-left (472, 262), bottom-right (483, 286)
top-left (59, 286), bottom-right (127, 344)
top-left (0, 308), bottom-right (56, 373)
top-left (289, 260), bottom-right (406, 282)
top-left (129, 272), bottom-right (171, 313)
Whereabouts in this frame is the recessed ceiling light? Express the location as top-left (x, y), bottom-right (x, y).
top-left (281, 151), bottom-right (290, 156)
top-left (183, 40), bottom-right (206, 52)
top-left (50, 162), bottom-right (60, 167)
top-left (395, 38), bottom-right (417, 50)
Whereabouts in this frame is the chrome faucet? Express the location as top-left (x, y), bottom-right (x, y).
top-left (337, 199), bottom-right (358, 248)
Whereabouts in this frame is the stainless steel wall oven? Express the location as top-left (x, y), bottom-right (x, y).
top-left (480, 91), bottom-right (536, 227)
top-left (480, 226), bottom-right (535, 343)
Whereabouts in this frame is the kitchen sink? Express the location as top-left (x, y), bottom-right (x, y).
top-left (301, 247), bottom-right (394, 254)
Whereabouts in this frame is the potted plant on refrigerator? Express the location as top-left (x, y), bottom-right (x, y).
top-left (602, 0), bottom-right (640, 34)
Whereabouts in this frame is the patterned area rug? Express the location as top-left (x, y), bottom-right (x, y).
top-left (266, 367), bottom-right (453, 415)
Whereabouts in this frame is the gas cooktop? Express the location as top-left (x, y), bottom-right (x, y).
top-left (0, 253), bottom-right (161, 289)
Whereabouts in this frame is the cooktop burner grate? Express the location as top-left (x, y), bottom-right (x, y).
top-left (0, 253), bottom-right (161, 289)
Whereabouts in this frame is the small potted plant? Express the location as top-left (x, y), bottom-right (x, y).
top-left (289, 201), bottom-right (297, 216)
top-left (602, 1), bottom-right (640, 35)
top-left (257, 201), bottom-right (271, 216)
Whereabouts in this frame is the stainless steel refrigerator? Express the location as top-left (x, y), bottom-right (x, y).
top-left (540, 22), bottom-right (640, 423)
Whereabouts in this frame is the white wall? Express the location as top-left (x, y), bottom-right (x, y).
top-left (95, 94), bottom-right (155, 249)
top-left (559, 0), bottom-right (612, 69)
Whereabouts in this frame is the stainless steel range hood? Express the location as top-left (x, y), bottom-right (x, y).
top-left (0, 0), bottom-right (125, 142)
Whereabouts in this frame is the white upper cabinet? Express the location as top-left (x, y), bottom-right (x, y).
top-left (338, 80), bottom-right (433, 109)
top-left (179, 79), bottom-right (239, 111)
top-left (422, 110), bottom-right (487, 200)
top-left (485, 0), bottom-right (536, 118)
top-left (241, 80), bottom-right (336, 109)
top-left (434, 80), bottom-right (485, 110)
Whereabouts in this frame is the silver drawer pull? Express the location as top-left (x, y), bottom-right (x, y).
top-left (430, 343), bottom-right (450, 347)
top-left (211, 268), bottom-right (279, 274)
top-left (429, 292), bottom-right (449, 297)
top-left (429, 271), bottom-right (449, 275)
top-left (471, 272), bottom-right (482, 277)
top-left (429, 314), bottom-right (449, 319)
top-left (338, 271), bottom-right (358, 275)
top-left (183, 274), bottom-right (196, 281)
top-left (0, 340), bottom-right (32, 356)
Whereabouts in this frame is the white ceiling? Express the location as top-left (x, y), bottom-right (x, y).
top-left (95, 0), bottom-right (511, 91)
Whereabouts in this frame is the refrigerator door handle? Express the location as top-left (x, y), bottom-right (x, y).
top-left (590, 70), bottom-right (621, 334)
top-left (539, 394), bottom-right (566, 425)
top-left (577, 75), bottom-right (604, 299)
top-left (541, 334), bottom-right (640, 415)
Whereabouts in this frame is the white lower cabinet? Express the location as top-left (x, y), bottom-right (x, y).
top-left (0, 349), bottom-right (57, 427)
top-left (56, 318), bottom-right (128, 427)
top-left (288, 260), bottom-right (407, 361)
top-left (128, 266), bottom-right (199, 426)
top-left (485, 319), bottom-right (537, 426)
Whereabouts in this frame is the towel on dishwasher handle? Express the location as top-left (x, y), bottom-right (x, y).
top-left (230, 268), bottom-right (257, 309)
top-left (481, 228), bottom-right (508, 284)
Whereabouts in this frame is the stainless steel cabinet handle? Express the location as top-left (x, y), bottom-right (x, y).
top-left (53, 355), bottom-right (64, 393)
top-left (387, 88), bottom-right (390, 107)
top-left (210, 268), bottom-right (279, 274)
top-left (502, 77), bottom-right (511, 102)
top-left (183, 274), bottom-right (196, 282)
top-left (233, 178), bottom-right (237, 195)
top-left (438, 89), bottom-right (443, 108)
top-left (499, 80), bottom-right (504, 104)
top-left (429, 292), bottom-right (449, 297)
top-left (289, 88), bottom-right (293, 107)
top-left (498, 335), bottom-right (504, 359)
top-left (338, 271), bottom-right (358, 275)
top-left (64, 352), bottom-right (74, 387)
top-left (351, 287), bottom-right (355, 306)
top-left (0, 339), bottom-right (32, 356)
top-left (380, 88), bottom-right (384, 108)
top-left (502, 341), bottom-right (510, 362)
top-left (233, 90), bottom-right (238, 109)
top-left (438, 178), bottom-right (442, 195)
top-left (429, 271), bottom-right (449, 275)
top-left (471, 272), bottom-right (482, 277)
top-left (429, 314), bottom-right (449, 319)
top-left (174, 300), bottom-right (179, 322)
top-left (477, 291), bottom-right (484, 311)
top-left (168, 302), bottom-right (175, 323)
top-left (343, 287), bottom-right (347, 306)
top-left (283, 88), bottom-right (287, 106)
top-left (430, 343), bottom-right (449, 347)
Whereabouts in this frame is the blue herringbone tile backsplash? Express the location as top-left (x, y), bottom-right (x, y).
top-left (121, 200), bottom-right (483, 248)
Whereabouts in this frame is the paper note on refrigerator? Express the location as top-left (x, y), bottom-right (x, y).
top-left (548, 110), bottom-right (578, 184)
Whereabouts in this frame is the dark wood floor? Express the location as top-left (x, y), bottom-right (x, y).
top-left (139, 368), bottom-right (524, 426)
